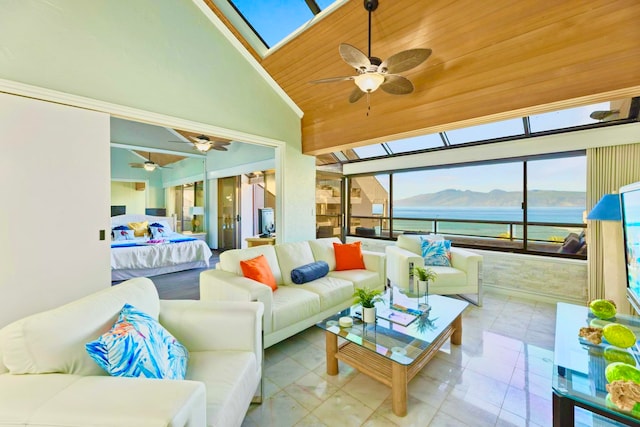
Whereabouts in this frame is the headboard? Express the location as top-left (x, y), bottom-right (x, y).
top-left (110, 214), bottom-right (177, 231)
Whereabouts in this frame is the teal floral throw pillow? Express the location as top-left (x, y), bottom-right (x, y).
top-left (420, 238), bottom-right (452, 267)
top-left (86, 303), bottom-right (188, 380)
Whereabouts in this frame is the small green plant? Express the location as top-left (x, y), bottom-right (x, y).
top-left (413, 266), bottom-right (438, 283)
top-left (353, 287), bottom-right (383, 308)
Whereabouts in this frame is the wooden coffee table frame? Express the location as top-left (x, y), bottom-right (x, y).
top-left (325, 313), bottom-right (462, 417)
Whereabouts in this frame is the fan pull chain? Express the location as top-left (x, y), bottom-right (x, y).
top-left (366, 92), bottom-right (371, 116)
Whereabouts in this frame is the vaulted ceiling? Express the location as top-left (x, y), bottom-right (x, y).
top-left (206, 0), bottom-right (640, 156)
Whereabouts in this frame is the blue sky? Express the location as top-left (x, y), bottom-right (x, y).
top-left (392, 156), bottom-right (586, 200)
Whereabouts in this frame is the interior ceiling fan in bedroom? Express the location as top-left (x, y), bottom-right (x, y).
top-left (129, 152), bottom-right (170, 172)
top-left (310, 0), bottom-right (432, 109)
top-left (170, 134), bottom-right (231, 153)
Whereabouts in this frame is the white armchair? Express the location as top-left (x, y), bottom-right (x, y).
top-left (385, 234), bottom-right (483, 306)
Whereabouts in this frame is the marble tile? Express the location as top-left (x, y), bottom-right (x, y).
top-left (509, 368), bottom-right (552, 400)
top-left (418, 356), bottom-right (464, 386)
top-left (453, 368), bottom-right (509, 407)
top-left (246, 389), bottom-right (310, 427)
top-left (427, 412), bottom-right (473, 427)
top-left (284, 371), bottom-right (340, 411)
top-left (408, 373), bottom-right (453, 408)
top-left (265, 356), bottom-right (311, 389)
top-left (293, 413), bottom-right (328, 427)
top-left (311, 390), bottom-right (375, 426)
top-left (342, 372), bottom-right (391, 410)
top-left (312, 360), bottom-right (359, 387)
top-left (501, 385), bottom-right (553, 426)
top-left (437, 388), bottom-right (501, 426)
top-left (289, 342), bottom-right (327, 371)
top-left (375, 395), bottom-right (439, 427)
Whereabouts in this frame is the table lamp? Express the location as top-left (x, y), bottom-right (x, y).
top-left (587, 193), bottom-right (626, 312)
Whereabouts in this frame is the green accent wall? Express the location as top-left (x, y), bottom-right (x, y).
top-left (1, 0), bottom-right (316, 241)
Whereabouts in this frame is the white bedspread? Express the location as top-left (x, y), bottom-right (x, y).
top-left (111, 237), bottom-right (212, 273)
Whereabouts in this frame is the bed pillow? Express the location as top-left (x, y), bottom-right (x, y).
top-left (420, 238), bottom-right (452, 267)
top-left (240, 254), bottom-right (277, 291)
top-left (334, 241), bottom-right (365, 270)
top-left (150, 221), bottom-right (173, 233)
top-left (85, 303), bottom-right (188, 380)
top-left (127, 221), bottom-right (149, 237)
top-left (149, 224), bottom-right (171, 239)
top-left (291, 261), bottom-right (329, 284)
top-left (113, 228), bottom-right (135, 241)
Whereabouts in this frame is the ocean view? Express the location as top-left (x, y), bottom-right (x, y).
top-left (390, 206), bottom-right (585, 241)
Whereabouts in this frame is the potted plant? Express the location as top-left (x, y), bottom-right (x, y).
top-left (413, 266), bottom-right (437, 305)
top-left (353, 287), bottom-right (383, 323)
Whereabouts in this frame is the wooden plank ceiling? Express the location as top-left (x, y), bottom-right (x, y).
top-left (207, 0), bottom-right (640, 155)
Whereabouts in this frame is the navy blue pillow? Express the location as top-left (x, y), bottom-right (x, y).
top-left (291, 261), bottom-right (329, 285)
top-left (113, 225), bottom-right (131, 230)
top-left (149, 222), bottom-right (164, 227)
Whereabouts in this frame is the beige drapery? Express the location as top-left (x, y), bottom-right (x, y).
top-left (587, 143), bottom-right (640, 301)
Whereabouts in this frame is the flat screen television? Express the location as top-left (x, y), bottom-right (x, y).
top-left (258, 208), bottom-right (275, 237)
top-left (621, 182), bottom-right (640, 313)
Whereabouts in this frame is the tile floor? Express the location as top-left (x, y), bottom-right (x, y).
top-left (241, 292), bottom-right (625, 427)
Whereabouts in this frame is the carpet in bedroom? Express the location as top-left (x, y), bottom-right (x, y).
top-left (112, 250), bottom-right (221, 300)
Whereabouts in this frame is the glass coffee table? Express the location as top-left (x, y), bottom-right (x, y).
top-left (553, 302), bottom-right (640, 426)
top-left (317, 287), bottom-right (468, 416)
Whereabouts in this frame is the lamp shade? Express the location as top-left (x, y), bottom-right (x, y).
top-left (354, 73), bottom-right (385, 93)
top-left (190, 206), bottom-right (205, 216)
top-left (586, 194), bottom-right (621, 221)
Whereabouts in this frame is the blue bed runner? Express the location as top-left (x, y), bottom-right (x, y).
top-left (111, 237), bottom-right (197, 248)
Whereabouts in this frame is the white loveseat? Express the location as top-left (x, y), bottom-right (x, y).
top-left (386, 234), bottom-right (484, 306)
top-left (0, 277), bottom-right (264, 427)
top-left (200, 238), bottom-right (386, 348)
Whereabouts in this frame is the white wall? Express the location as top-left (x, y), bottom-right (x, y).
top-left (110, 181), bottom-right (147, 215)
top-left (0, 94), bottom-right (111, 327)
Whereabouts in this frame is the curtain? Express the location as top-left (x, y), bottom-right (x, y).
top-left (587, 143), bottom-right (640, 301)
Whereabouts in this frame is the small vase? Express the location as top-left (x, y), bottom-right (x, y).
top-left (417, 280), bottom-right (427, 297)
top-left (363, 306), bottom-right (376, 323)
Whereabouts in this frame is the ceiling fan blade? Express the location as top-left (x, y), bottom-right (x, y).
top-left (309, 76), bottom-right (355, 84)
top-left (379, 48), bottom-right (432, 74)
top-left (129, 163), bottom-right (144, 168)
top-left (380, 74), bottom-right (414, 95)
top-left (349, 87), bottom-right (366, 104)
top-left (210, 145), bottom-right (228, 151)
top-left (339, 43), bottom-right (371, 72)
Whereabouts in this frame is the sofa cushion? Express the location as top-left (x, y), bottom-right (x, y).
top-left (275, 241), bottom-right (315, 285)
top-left (0, 278), bottom-right (160, 376)
top-left (219, 245), bottom-right (283, 285)
top-left (294, 276), bottom-right (354, 310)
top-left (240, 254), bottom-right (277, 291)
top-left (328, 269), bottom-right (381, 291)
top-left (334, 241), bottom-right (365, 270)
top-left (308, 237), bottom-right (341, 270)
top-left (291, 261), bottom-right (329, 284)
top-left (429, 266), bottom-right (467, 287)
top-left (86, 303), bottom-right (189, 380)
top-left (0, 373), bottom-right (206, 427)
top-left (271, 287), bottom-right (321, 331)
top-left (186, 350), bottom-right (259, 427)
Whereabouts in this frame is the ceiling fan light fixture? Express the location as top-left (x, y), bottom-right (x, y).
top-left (354, 73), bottom-right (385, 93)
top-left (143, 162), bottom-right (157, 172)
top-left (193, 141), bottom-right (212, 152)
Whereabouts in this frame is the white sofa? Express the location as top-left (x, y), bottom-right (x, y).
top-left (200, 237), bottom-right (386, 348)
top-left (0, 277), bottom-right (264, 427)
top-left (386, 234), bottom-right (483, 306)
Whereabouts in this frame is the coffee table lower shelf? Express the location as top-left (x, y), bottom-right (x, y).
top-left (325, 318), bottom-right (460, 416)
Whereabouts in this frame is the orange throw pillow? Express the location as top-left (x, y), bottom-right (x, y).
top-left (240, 255), bottom-right (277, 291)
top-left (333, 241), bottom-right (365, 271)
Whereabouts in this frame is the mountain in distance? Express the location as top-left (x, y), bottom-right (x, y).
top-left (394, 189), bottom-right (586, 207)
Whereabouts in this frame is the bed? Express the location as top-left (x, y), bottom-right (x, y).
top-left (110, 214), bottom-right (213, 281)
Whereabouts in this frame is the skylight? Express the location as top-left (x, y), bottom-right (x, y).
top-left (227, 0), bottom-right (342, 48)
top-left (327, 98), bottom-right (639, 164)
top-left (446, 117), bottom-right (525, 145)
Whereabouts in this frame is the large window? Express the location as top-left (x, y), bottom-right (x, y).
top-left (345, 153), bottom-right (587, 258)
top-left (171, 181), bottom-right (204, 233)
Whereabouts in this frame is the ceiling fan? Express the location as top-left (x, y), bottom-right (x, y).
top-left (171, 134), bottom-right (231, 152)
top-left (310, 0), bottom-right (432, 105)
top-left (129, 152), bottom-right (168, 172)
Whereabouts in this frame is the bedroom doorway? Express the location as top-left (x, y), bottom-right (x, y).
top-left (218, 176), bottom-right (240, 250)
